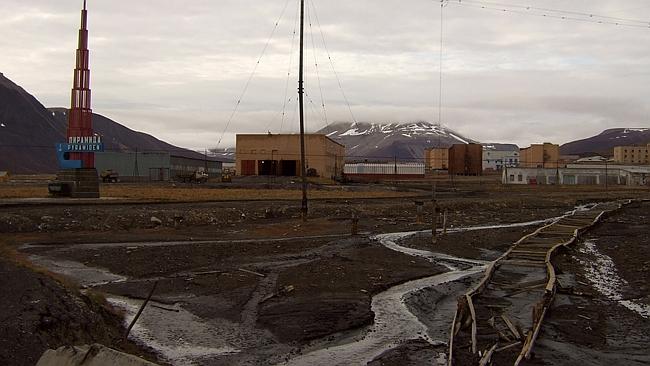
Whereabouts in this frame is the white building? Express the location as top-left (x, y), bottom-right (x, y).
top-left (483, 144), bottom-right (520, 171)
top-left (503, 166), bottom-right (650, 186)
top-left (344, 162), bottom-right (425, 175)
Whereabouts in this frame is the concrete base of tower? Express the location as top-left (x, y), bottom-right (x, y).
top-left (48, 168), bottom-right (100, 198)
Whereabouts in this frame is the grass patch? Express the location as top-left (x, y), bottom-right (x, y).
top-left (0, 183), bottom-right (418, 201)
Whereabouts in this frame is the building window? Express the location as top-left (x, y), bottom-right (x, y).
top-left (509, 174), bottom-right (515, 182)
top-left (518, 174), bottom-right (523, 182)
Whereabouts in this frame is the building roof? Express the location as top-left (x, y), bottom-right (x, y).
top-left (236, 133), bottom-right (346, 148)
top-left (482, 143), bottom-right (519, 151)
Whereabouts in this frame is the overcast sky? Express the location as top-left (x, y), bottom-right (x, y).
top-left (2, 0), bottom-right (649, 149)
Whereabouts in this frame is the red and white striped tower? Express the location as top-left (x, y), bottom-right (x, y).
top-left (67, 0), bottom-right (94, 168)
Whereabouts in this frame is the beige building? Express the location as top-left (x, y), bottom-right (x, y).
top-left (520, 143), bottom-right (560, 168)
top-left (613, 144), bottom-right (650, 164)
top-left (236, 134), bottom-right (345, 179)
top-left (424, 148), bottom-right (449, 171)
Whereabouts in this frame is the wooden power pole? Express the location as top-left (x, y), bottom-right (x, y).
top-left (298, 0), bottom-right (308, 221)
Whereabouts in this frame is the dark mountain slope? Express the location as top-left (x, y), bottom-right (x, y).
top-left (560, 128), bottom-right (650, 156)
top-left (0, 73), bottom-right (209, 173)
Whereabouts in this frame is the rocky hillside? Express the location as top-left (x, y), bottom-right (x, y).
top-left (0, 73), bottom-right (209, 173)
top-left (317, 122), bottom-right (477, 161)
top-left (0, 73), bottom-right (66, 173)
top-left (561, 128), bottom-right (650, 156)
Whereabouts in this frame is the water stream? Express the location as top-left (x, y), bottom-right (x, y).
top-left (24, 215), bottom-right (574, 365)
top-left (281, 232), bottom-right (487, 365)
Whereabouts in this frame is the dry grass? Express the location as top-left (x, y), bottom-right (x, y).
top-left (0, 185), bottom-right (49, 199)
top-left (0, 183), bottom-right (417, 201)
top-left (100, 185), bottom-right (416, 201)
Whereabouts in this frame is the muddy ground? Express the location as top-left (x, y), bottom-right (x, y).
top-left (0, 257), bottom-right (161, 366)
top-left (532, 200), bottom-right (650, 366)
top-left (1, 185), bottom-right (649, 365)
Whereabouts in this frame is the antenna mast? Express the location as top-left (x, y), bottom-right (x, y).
top-left (298, 0), bottom-right (308, 221)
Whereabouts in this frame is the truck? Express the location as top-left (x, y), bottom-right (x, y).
top-left (100, 169), bottom-right (120, 183)
top-left (177, 170), bottom-right (209, 183)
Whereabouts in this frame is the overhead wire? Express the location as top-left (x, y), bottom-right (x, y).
top-left (458, 0), bottom-right (650, 25)
top-left (216, 0), bottom-right (292, 148)
top-left (278, 0), bottom-right (301, 133)
top-left (437, 0), bottom-right (446, 148)
top-left (308, 0), bottom-right (358, 124)
top-left (448, 0), bottom-right (650, 29)
top-left (306, 2), bottom-right (329, 131)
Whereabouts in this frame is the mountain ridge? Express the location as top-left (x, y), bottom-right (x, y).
top-left (317, 121), bottom-right (478, 161)
top-left (560, 127), bottom-right (650, 156)
top-left (0, 73), bottom-right (213, 173)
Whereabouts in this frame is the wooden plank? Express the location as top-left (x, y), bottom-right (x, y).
top-left (505, 283), bottom-right (546, 297)
top-left (511, 249), bottom-right (548, 255)
top-left (496, 341), bottom-right (522, 353)
top-left (467, 295), bottom-right (478, 355)
top-left (501, 314), bottom-right (523, 340)
top-left (500, 278), bottom-right (548, 290)
top-left (448, 307), bottom-right (458, 366)
top-left (500, 259), bottom-right (547, 268)
top-left (478, 344), bottom-right (498, 366)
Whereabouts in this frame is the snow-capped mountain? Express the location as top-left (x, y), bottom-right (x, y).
top-left (317, 122), bottom-right (478, 161)
top-left (560, 128), bottom-right (650, 156)
top-left (207, 147), bottom-right (236, 162)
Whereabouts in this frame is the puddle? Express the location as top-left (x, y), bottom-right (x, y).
top-left (108, 296), bottom-right (240, 366)
top-left (28, 254), bottom-right (126, 288)
top-left (576, 240), bottom-right (650, 319)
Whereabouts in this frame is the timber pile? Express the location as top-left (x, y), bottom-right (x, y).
top-left (448, 200), bottom-right (629, 366)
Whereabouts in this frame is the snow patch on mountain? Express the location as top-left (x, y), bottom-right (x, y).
top-left (318, 121), bottom-right (478, 160)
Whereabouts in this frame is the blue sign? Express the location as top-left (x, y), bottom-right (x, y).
top-left (56, 139), bottom-right (105, 169)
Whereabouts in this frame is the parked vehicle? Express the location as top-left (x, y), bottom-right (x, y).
top-left (177, 170), bottom-right (209, 183)
top-left (100, 169), bottom-right (119, 183)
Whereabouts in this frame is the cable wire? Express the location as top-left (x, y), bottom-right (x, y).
top-left (449, 0), bottom-right (650, 29)
top-left (308, 0), bottom-right (359, 123)
top-left (306, 3), bottom-right (329, 130)
top-left (216, 0), bottom-right (292, 148)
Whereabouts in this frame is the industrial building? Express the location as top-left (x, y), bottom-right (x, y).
top-left (448, 143), bottom-right (482, 176)
top-left (424, 148), bottom-right (449, 171)
top-left (95, 151), bottom-right (223, 181)
top-left (482, 144), bottom-right (520, 171)
top-left (343, 162), bottom-right (425, 181)
top-left (613, 143), bottom-right (650, 164)
top-left (519, 143), bottom-right (560, 168)
top-left (236, 134), bottom-right (345, 179)
top-left (503, 166), bottom-right (650, 186)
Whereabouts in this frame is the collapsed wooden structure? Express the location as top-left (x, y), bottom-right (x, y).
top-left (448, 200), bottom-right (630, 365)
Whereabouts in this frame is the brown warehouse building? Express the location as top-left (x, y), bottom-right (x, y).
top-left (236, 134), bottom-right (346, 179)
top-left (448, 143), bottom-right (483, 175)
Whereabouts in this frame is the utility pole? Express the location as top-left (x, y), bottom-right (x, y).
top-left (133, 148), bottom-right (139, 179)
top-left (298, 0), bottom-right (308, 221)
top-left (605, 160), bottom-right (608, 193)
top-left (432, 183), bottom-right (438, 244)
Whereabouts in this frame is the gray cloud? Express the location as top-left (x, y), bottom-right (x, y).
top-left (1, 0), bottom-right (649, 150)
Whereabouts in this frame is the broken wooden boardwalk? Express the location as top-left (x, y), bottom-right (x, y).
top-left (448, 200), bottom-right (630, 366)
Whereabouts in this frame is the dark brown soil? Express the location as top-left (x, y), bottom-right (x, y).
top-left (259, 244), bottom-right (445, 342)
top-left (0, 257), bottom-right (161, 366)
top-left (1, 190), bottom-right (647, 365)
top-left (368, 338), bottom-right (444, 365)
top-left (531, 201), bottom-right (650, 366)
